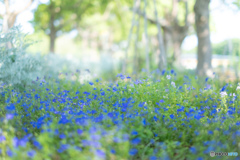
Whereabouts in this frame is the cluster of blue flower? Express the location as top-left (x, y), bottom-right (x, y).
top-left (0, 70), bottom-right (240, 159)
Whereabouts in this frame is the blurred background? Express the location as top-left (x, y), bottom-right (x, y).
top-left (1, 0), bottom-right (240, 82)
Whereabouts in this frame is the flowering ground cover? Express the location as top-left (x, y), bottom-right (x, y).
top-left (0, 70), bottom-right (240, 160)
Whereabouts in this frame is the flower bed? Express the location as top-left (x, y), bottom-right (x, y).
top-left (0, 71), bottom-right (240, 160)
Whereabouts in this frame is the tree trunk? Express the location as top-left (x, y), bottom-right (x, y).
top-left (2, 15), bottom-right (9, 32)
top-left (172, 39), bottom-right (181, 67)
top-left (154, 0), bottom-right (167, 71)
top-left (171, 25), bottom-right (188, 67)
top-left (49, 32), bottom-right (56, 53)
top-left (49, 11), bottom-right (56, 54)
top-left (143, 0), bottom-right (150, 75)
top-left (133, 16), bottom-right (140, 77)
top-left (194, 0), bottom-right (212, 77)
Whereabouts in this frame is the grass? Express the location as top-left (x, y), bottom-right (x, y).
top-left (0, 70), bottom-right (240, 160)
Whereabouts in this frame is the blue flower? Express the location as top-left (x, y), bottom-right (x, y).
top-left (131, 137), bottom-right (141, 145)
top-left (89, 82), bottom-right (94, 85)
top-left (77, 129), bottom-right (83, 135)
top-left (138, 102), bottom-right (145, 107)
top-left (162, 70), bottom-right (166, 75)
top-left (7, 148), bottom-right (13, 157)
top-left (194, 130), bottom-right (199, 136)
top-left (6, 114), bottom-right (14, 120)
top-left (111, 149), bottom-right (116, 154)
top-left (131, 130), bottom-right (138, 135)
top-left (208, 130), bottom-right (213, 135)
top-left (142, 118), bottom-right (147, 125)
top-left (153, 116), bottom-right (159, 122)
top-left (58, 144), bottom-right (69, 153)
top-left (96, 150), bottom-right (105, 159)
top-left (0, 135), bottom-right (6, 143)
top-left (150, 156), bottom-right (157, 160)
top-left (5, 104), bottom-right (15, 111)
top-left (27, 150), bottom-right (36, 158)
top-left (159, 99), bottom-right (164, 103)
top-left (33, 140), bottom-right (42, 150)
top-left (122, 134), bottom-right (129, 141)
top-left (129, 148), bottom-right (138, 156)
top-left (190, 146), bottom-right (197, 154)
top-left (74, 146), bottom-right (82, 151)
top-left (59, 134), bottom-right (66, 139)
top-left (220, 85), bottom-right (227, 92)
top-left (170, 114), bottom-right (174, 119)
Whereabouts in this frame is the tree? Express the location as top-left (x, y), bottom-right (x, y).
top-left (0, 0), bottom-right (34, 32)
top-left (194, 0), bottom-right (212, 76)
top-left (135, 0), bottom-right (194, 68)
top-left (32, 0), bottom-right (105, 53)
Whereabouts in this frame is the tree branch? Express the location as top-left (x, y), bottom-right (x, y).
top-left (14, 0), bottom-right (34, 15)
top-left (4, 0), bottom-right (10, 14)
top-left (134, 8), bottom-right (170, 27)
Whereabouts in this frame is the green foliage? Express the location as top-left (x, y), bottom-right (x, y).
top-left (32, 0), bottom-right (109, 36)
top-left (212, 39), bottom-right (240, 55)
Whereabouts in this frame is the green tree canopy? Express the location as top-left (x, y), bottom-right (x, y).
top-left (32, 0), bottom-right (108, 53)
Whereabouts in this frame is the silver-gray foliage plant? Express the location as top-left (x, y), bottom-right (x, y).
top-left (0, 26), bottom-right (42, 89)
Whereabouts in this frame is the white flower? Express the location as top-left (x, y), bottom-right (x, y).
top-left (171, 81), bottom-right (176, 88)
top-left (166, 75), bottom-right (171, 79)
top-left (236, 86), bottom-right (240, 90)
top-left (220, 91), bottom-right (227, 97)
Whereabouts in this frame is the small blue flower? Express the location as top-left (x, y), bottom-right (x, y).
top-left (96, 150), bottom-right (105, 159)
top-left (131, 130), bottom-right (138, 135)
top-left (77, 129), bottom-right (83, 135)
top-left (33, 140), bottom-right (42, 150)
top-left (27, 150), bottom-right (36, 158)
top-left (5, 104), bottom-right (15, 111)
top-left (0, 135), bottom-right (6, 143)
top-left (89, 82), bottom-right (94, 85)
top-left (190, 146), bottom-right (197, 154)
top-left (59, 134), bottom-right (66, 139)
top-left (162, 70), bottom-right (166, 75)
top-left (111, 149), bottom-right (116, 154)
top-left (6, 114), bottom-right (14, 120)
top-left (7, 148), bottom-right (13, 157)
top-left (131, 138), bottom-right (141, 145)
top-left (150, 156), bottom-right (157, 160)
top-left (159, 99), bottom-right (164, 103)
top-left (57, 144), bottom-right (69, 153)
top-left (129, 148), bottom-right (138, 156)
top-left (170, 114), bottom-right (174, 119)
